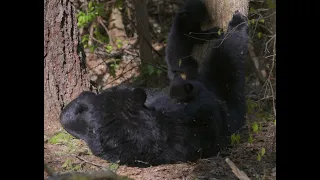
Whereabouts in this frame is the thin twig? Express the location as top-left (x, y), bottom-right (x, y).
top-left (104, 66), bottom-right (139, 86)
top-left (88, 22), bottom-right (95, 46)
top-left (97, 16), bottom-right (115, 46)
top-left (248, 38), bottom-right (267, 84)
top-left (264, 34), bottom-right (276, 53)
top-left (75, 155), bottom-right (104, 168)
top-left (179, 21), bottom-right (248, 62)
top-left (137, 18), bottom-right (163, 57)
top-left (256, 96), bottom-right (275, 102)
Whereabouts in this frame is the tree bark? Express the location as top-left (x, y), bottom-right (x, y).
top-left (193, 0), bottom-right (249, 66)
top-left (132, 0), bottom-right (155, 65)
top-left (44, 0), bottom-right (90, 135)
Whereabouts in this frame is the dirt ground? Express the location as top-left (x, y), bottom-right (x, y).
top-left (44, 71), bottom-right (276, 180)
top-left (44, 120), bottom-right (275, 180)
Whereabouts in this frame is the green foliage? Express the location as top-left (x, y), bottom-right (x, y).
top-left (81, 34), bottom-right (90, 48)
top-left (257, 32), bottom-right (263, 39)
top-left (106, 44), bottom-right (113, 53)
top-left (62, 158), bottom-right (82, 171)
top-left (77, 2), bottom-right (108, 53)
top-left (257, 147), bottom-right (266, 162)
top-left (248, 134), bottom-right (254, 144)
top-left (266, 0), bottom-right (276, 9)
top-left (261, 147), bottom-right (266, 156)
top-left (156, 69), bottom-right (163, 76)
top-left (249, 7), bottom-right (257, 14)
top-left (231, 133), bottom-right (241, 145)
top-left (143, 64), bottom-right (163, 77)
top-left (94, 28), bottom-right (109, 43)
top-left (77, 2), bottom-right (105, 28)
top-left (115, 0), bottom-right (124, 10)
top-left (252, 121), bottom-right (262, 133)
top-left (218, 28), bottom-right (223, 36)
top-left (108, 163), bottom-right (119, 172)
top-left (116, 39), bottom-right (123, 49)
top-left (257, 153), bottom-right (261, 161)
top-left (147, 65), bottom-right (155, 75)
top-left (89, 45), bottom-right (98, 53)
top-left (49, 132), bottom-right (74, 145)
top-left (109, 59), bottom-right (120, 78)
top-left (246, 99), bottom-right (259, 115)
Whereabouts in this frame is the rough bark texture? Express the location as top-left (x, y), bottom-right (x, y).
top-left (44, 0), bottom-right (90, 135)
top-left (193, 0), bottom-right (249, 66)
top-left (132, 0), bottom-right (155, 64)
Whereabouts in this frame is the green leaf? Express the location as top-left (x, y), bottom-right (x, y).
top-left (248, 134), bottom-right (253, 144)
top-left (257, 32), bottom-right (263, 39)
top-left (116, 40), bottom-right (123, 49)
top-left (72, 164), bottom-right (82, 171)
top-left (106, 45), bottom-right (113, 53)
top-left (259, 122), bottom-right (263, 131)
top-left (261, 148), bottom-right (266, 156)
top-left (88, 1), bottom-right (93, 9)
top-left (259, 19), bottom-right (265, 23)
top-left (109, 163), bottom-right (119, 172)
top-left (257, 154), bottom-right (261, 161)
top-left (115, 0), bottom-right (123, 10)
top-left (252, 122), bottom-right (259, 133)
top-left (249, 7), bottom-right (256, 14)
top-left (62, 159), bottom-right (72, 169)
top-left (89, 45), bottom-right (96, 53)
top-left (48, 132), bottom-right (74, 144)
top-left (218, 29), bottom-right (223, 35)
top-left (251, 19), bottom-right (255, 25)
top-left (156, 69), bottom-right (162, 76)
top-left (81, 35), bottom-right (89, 43)
top-left (266, 0), bottom-right (276, 9)
top-left (147, 65), bottom-right (155, 75)
top-left (231, 133), bottom-right (240, 145)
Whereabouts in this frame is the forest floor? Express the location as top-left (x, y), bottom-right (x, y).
top-left (44, 65), bottom-right (276, 180)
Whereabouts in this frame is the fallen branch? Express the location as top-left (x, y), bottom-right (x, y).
top-left (75, 155), bottom-right (104, 168)
top-left (226, 158), bottom-right (250, 180)
top-left (97, 16), bottom-right (115, 46)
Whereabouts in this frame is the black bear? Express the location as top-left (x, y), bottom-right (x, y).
top-left (60, 85), bottom-right (225, 167)
top-left (165, 0), bottom-right (222, 81)
top-left (60, 11), bottom-right (248, 167)
top-left (201, 10), bottom-right (248, 135)
top-left (170, 10), bottom-right (249, 135)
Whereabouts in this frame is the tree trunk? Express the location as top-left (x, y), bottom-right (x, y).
top-left (132, 0), bottom-right (155, 65)
top-left (193, 0), bottom-right (249, 66)
top-left (44, 0), bottom-right (90, 135)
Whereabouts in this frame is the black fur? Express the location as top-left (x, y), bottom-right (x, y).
top-left (201, 10), bottom-right (248, 135)
top-left (167, 10), bottom-right (248, 135)
top-left (60, 86), bottom-right (225, 167)
top-left (165, 0), bottom-right (221, 81)
top-left (59, 11), bottom-right (248, 168)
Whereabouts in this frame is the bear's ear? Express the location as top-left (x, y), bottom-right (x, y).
top-left (184, 83), bottom-right (194, 94)
top-left (133, 88), bottom-right (147, 104)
